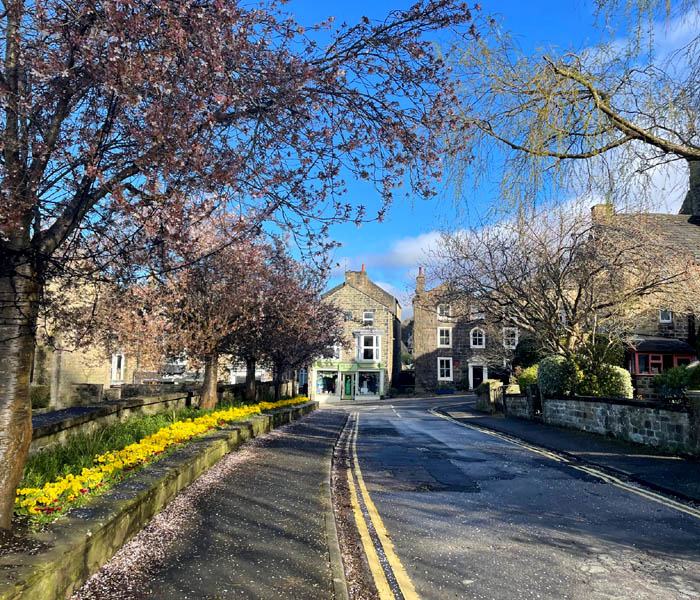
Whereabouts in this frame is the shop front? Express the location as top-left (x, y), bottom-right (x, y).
top-left (311, 361), bottom-right (386, 402)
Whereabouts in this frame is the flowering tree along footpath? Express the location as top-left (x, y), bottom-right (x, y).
top-left (430, 204), bottom-right (700, 361)
top-left (0, 0), bottom-right (478, 530)
top-left (447, 0), bottom-right (700, 212)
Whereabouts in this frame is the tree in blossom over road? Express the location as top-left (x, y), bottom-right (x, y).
top-left (0, 0), bottom-right (479, 528)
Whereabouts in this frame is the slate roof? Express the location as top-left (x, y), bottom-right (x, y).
top-left (611, 213), bottom-right (700, 260)
top-left (628, 336), bottom-right (696, 354)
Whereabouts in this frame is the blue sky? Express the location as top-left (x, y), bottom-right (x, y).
top-left (287, 1), bottom-right (689, 315)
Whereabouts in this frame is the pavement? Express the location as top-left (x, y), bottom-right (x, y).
top-left (435, 396), bottom-right (700, 504)
top-left (133, 407), bottom-right (348, 600)
top-left (341, 397), bottom-right (700, 599)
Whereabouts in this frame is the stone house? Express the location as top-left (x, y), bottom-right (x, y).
top-left (31, 340), bottom-right (137, 409)
top-left (310, 266), bottom-right (402, 402)
top-left (413, 268), bottom-right (518, 393)
top-left (591, 205), bottom-right (700, 399)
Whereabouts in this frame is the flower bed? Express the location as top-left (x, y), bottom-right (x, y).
top-left (16, 397), bottom-right (307, 526)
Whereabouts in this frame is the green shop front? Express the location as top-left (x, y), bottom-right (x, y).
top-left (312, 360), bottom-right (386, 402)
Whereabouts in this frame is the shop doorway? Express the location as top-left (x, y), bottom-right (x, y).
top-left (343, 374), bottom-right (354, 399)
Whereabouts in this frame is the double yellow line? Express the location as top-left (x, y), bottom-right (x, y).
top-left (431, 407), bottom-right (700, 521)
top-left (344, 413), bottom-right (421, 600)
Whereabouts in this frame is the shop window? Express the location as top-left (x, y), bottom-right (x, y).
top-left (359, 335), bottom-right (380, 361)
top-left (363, 310), bottom-right (374, 327)
top-left (659, 310), bottom-right (673, 323)
top-left (470, 327), bottom-right (485, 349)
top-left (437, 327), bottom-right (452, 348)
top-left (316, 371), bottom-right (338, 394)
top-left (357, 372), bottom-right (380, 395)
top-left (437, 357), bottom-right (453, 381)
top-left (438, 304), bottom-right (452, 320)
top-left (503, 327), bottom-right (518, 349)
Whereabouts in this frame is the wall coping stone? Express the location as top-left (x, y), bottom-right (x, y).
top-left (0, 401), bottom-right (317, 600)
top-left (546, 395), bottom-right (688, 413)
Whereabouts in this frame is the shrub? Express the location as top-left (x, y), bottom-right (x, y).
top-left (30, 385), bottom-right (50, 410)
top-left (608, 366), bottom-right (634, 399)
top-left (512, 337), bottom-right (546, 369)
top-left (653, 365), bottom-right (689, 399)
top-left (537, 355), bottom-right (569, 397)
top-left (517, 365), bottom-right (538, 390)
top-left (686, 364), bottom-right (700, 390)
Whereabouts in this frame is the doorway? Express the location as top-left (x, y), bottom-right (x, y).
top-left (342, 374), bottom-right (354, 399)
top-left (470, 365), bottom-right (484, 390)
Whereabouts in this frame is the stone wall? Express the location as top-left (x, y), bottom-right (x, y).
top-left (503, 394), bottom-right (532, 419)
top-left (542, 397), bottom-right (696, 454)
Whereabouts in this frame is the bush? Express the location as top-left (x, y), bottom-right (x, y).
top-left (608, 366), bottom-right (634, 399)
top-left (517, 365), bottom-right (538, 390)
top-left (30, 385), bottom-right (50, 410)
top-left (686, 364), bottom-right (700, 389)
top-left (512, 337), bottom-right (546, 369)
top-left (537, 355), bottom-right (569, 397)
top-left (653, 365), bottom-right (689, 399)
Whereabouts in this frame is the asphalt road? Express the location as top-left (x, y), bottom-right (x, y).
top-left (340, 396), bottom-right (700, 600)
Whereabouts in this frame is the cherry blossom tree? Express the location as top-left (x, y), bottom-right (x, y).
top-left (0, 0), bottom-right (478, 529)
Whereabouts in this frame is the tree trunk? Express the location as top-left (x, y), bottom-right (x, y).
top-left (200, 352), bottom-right (219, 410)
top-left (679, 159), bottom-right (700, 216)
top-left (244, 357), bottom-right (256, 403)
top-left (273, 363), bottom-right (282, 402)
top-left (0, 267), bottom-right (40, 531)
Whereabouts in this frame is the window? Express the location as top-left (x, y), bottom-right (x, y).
top-left (503, 327), bottom-right (518, 349)
top-left (469, 303), bottom-right (485, 320)
top-left (363, 310), bottom-right (375, 327)
top-left (437, 327), bottom-right (452, 348)
top-left (635, 353), bottom-right (695, 375)
top-left (470, 327), bottom-right (485, 348)
top-left (332, 345), bottom-right (342, 360)
top-left (111, 353), bottom-right (126, 382)
top-left (437, 304), bottom-right (451, 320)
top-left (437, 357), bottom-right (453, 381)
top-left (316, 371), bottom-right (338, 394)
top-left (659, 310), bottom-right (673, 323)
top-left (357, 372), bottom-right (380, 395)
top-left (358, 334), bottom-right (380, 361)
top-left (344, 311), bottom-right (352, 322)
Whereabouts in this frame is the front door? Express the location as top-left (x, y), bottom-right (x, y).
top-left (471, 366), bottom-right (484, 390)
top-left (343, 374), bottom-right (354, 399)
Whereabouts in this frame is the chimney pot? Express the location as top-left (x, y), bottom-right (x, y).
top-left (361, 264), bottom-right (365, 272)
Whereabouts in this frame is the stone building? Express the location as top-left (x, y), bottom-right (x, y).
top-left (310, 266), bottom-right (401, 402)
top-left (591, 205), bottom-right (700, 399)
top-left (31, 341), bottom-right (137, 409)
top-left (413, 268), bottom-right (518, 393)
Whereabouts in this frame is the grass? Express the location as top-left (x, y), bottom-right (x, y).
top-left (21, 402), bottom-right (244, 489)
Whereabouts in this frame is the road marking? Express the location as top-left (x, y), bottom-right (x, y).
top-left (431, 407), bottom-right (700, 521)
top-left (345, 413), bottom-right (421, 600)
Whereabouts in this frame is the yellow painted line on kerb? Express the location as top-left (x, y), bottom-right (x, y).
top-left (346, 413), bottom-right (422, 600)
top-left (431, 407), bottom-right (700, 521)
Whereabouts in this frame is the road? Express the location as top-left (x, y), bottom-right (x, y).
top-left (338, 396), bottom-right (700, 600)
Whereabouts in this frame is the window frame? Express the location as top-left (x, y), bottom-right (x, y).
top-left (332, 344), bottom-right (342, 360)
top-left (344, 311), bottom-right (352, 322)
top-left (469, 303), bottom-right (485, 321)
top-left (358, 334), bottom-right (381, 362)
top-left (437, 326), bottom-right (452, 348)
top-left (437, 357), bottom-right (453, 381)
top-left (111, 353), bottom-right (126, 383)
top-left (659, 310), bottom-right (673, 324)
top-left (502, 326), bottom-right (518, 349)
top-left (437, 303), bottom-right (452, 320)
top-left (634, 352), bottom-right (695, 375)
top-left (470, 327), bottom-right (485, 349)
top-left (363, 310), bottom-right (375, 327)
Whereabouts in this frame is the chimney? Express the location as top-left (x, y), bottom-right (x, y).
top-left (361, 264), bottom-right (366, 274)
top-left (416, 266), bottom-right (425, 294)
top-left (591, 203), bottom-right (612, 222)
